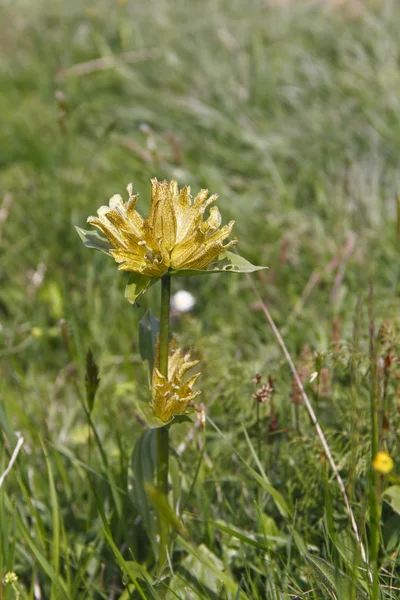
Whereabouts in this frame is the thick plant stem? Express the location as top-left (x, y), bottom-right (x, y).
top-left (157, 274), bottom-right (171, 568)
top-left (368, 281), bottom-right (380, 600)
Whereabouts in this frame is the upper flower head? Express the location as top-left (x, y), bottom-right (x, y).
top-left (152, 340), bottom-right (201, 423)
top-left (87, 179), bottom-right (237, 277)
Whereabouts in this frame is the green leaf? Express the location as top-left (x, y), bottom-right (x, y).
top-left (170, 454), bottom-right (182, 513)
top-left (139, 310), bottom-right (160, 377)
top-left (132, 398), bottom-right (167, 428)
top-left (41, 440), bottom-right (61, 596)
top-left (304, 554), bottom-right (368, 600)
top-left (170, 251), bottom-right (267, 277)
top-left (208, 519), bottom-right (271, 551)
top-left (14, 510), bottom-right (70, 599)
top-left (144, 482), bottom-right (188, 538)
top-left (174, 537), bottom-right (250, 600)
top-left (90, 482), bottom-right (151, 600)
top-left (125, 272), bottom-right (158, 304)
top-left (383, 515), bottom-right (400, 552)
top-left (384, 485), bottom-right (400, 514)
top-left (241, 426), bottom-right (292, 519)
top-left (75, 226), bottom-right (112, 254)
top-left (171, 414), bottom-right (193, 425)
top-left (0, 403), bottom-right (18, 448)
top-left (305, 554), bottom-right (338, 600)
top-left (120, 562), bottom-right (153, 588)
top-left (129, 431), bottom-right (158, 557)
top-left (167, 544), bottom-right (225, 600)
top-left (85, 348), bottom-right (100, 413)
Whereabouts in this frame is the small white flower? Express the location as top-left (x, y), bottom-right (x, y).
top-left (171, 290), bottom-right (195, 313)
top-left (309, 372), bottom-right (318, 383)
top-left (4, 571), bottom-right (18, 585)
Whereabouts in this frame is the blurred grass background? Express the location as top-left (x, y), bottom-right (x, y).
top-left (1, 0), bottom-right (400, 598)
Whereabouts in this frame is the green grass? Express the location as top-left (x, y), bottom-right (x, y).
top-left (1, 0), bottom-right (400, 597)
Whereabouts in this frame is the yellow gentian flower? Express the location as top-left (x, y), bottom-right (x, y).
top-left (152, 340), bottom-right (201, 423)
top-left (87, 179), bottom-right (236, 276)
top-left (372, 451), bottom-right (394, 475)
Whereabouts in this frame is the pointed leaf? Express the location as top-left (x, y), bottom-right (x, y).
top-left (384, 485), bottom-right (400, 514)
top-left (75, 226), bottom-right (112, 254)
top-left (14, 510), bottom-right (69, 599)
top-left (170, 251), bottom-right (267, 277)
top-left (212, 251), bottom-right (267, 273)
top-left (167, 544), bottom-right (225, 600)
top-left (305, 553), bottom-right (368, 600)
top-left (133, 398), bottom-right (167, 428)
top-left (120, 562), bottom-right (153, 587)
top-left (85, 348), bottom-right (100, 413)
top-left (130, 431), bottom-right (158, 556)
top-left (242, 426), bottom-right (292, 519)
top-left (125, 273), bottom-right (157, 304)
top-left (91, 484), bottom-right (150, 599)
top-left (170, 414), bottom-right (193, 425)
top-left (208, 519), bottom-right (271, 551)
top-left (175, 537), bottom-right (250, 599)
top-left (305, 554), bottom-right (338, 600)
top-left (41, 441), bottom-right (61, 590)
top-left (144, 482), bottom-right (188, 537)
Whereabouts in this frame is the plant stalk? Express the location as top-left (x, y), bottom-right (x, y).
top-left (256, 399), bottom-right (261, 459)
top-left (368, 281), bottom-right (380, 600)
top-left (157, 274), bottom-right (171, 568)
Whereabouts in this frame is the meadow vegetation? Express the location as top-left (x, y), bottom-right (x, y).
top-left (1, 0), bottom-right (400, 597)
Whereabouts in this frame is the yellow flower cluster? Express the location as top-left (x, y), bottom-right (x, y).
top-left (87, 179), bottom-right (236, 276)
top-left (152, 340), bottom-right (201, 423)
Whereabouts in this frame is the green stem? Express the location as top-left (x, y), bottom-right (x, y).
top-left (159, 274), bottom-right (171, 381)
top-left (368, 281), bottom-right (380, 599)
top-left (256, 400), bottom-right (261, 459)
top-left (381, 356), bottom-right (390, 444)
top-left (157, 274), bottom-right (171, 568)
top-left (294, 403), bottom-right (301, 436)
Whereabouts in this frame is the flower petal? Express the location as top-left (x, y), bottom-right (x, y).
top-left (148, 179), bottom-right (177, 253)
top-left (201, 206), bottom-right (222, 235)
top-left (87, 215), bottom-right (126, 249)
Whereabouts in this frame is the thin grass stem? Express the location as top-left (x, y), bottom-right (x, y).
top-left (368, 280), bottom-right (380, 600)
top-left (256, 399), bottom-right (261, 459)
top-left (247, 274), bottom-right (370, 573)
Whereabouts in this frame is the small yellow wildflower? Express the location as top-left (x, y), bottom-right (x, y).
top-left (4, 571), bottom-right (18, 584)
top-left (31, 326), bottom-right (43, 338)
top-left (152, 340), bottom-right (201, 423)
top-left (372, 451), bottom-right (394, 475)
top-left (87, 179), bottom-right (236, 276)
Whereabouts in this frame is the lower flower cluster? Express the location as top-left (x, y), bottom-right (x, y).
top-left (151, 339), bottom-right (201, 423)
